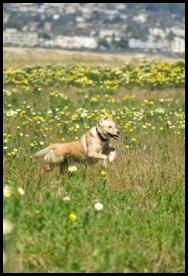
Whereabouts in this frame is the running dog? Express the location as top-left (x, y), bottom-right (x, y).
top-left (33, 114), bottom-right (120, 174)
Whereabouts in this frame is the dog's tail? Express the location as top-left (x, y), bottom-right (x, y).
top-left (33, 146), bottom-right (51, 159)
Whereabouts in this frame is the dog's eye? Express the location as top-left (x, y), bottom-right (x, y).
top-left (109, 126), bottom-right (112, 128)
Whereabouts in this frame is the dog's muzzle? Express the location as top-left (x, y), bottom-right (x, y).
top-left (108, 131), bottom-right (120, 140)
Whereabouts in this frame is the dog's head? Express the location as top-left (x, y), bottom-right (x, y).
top-left (97, 114), bottom-right (120, 140)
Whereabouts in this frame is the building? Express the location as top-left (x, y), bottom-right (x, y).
top-left (128, 37), bottom-right (170, 52)
top-left (3, 28), bottom-right (38, 47)
top-left (54, 36), bottom-right (98, 49)
top-left (133, 14), bottom-right (147, 23)
top-left (99, 30), bottom-right (121, 42)
top-left (171, 37), bottom-right (185, 53)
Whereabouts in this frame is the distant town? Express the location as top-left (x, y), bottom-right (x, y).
top-left (3, 3), bottom-right (185, 56)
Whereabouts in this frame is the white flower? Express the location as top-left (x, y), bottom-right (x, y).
top-left (3, 219), bottom-right (14, 235)
top-left (6, 110), bottom-right (18, 117)
top-left (17, 187), bottom-right (25, 196)
top-left (94, 202), bottom-right (104, 211)
top-left (63, 196), bottom-right (70, 202)
top-left (39, 141), bottom-right (44, 146)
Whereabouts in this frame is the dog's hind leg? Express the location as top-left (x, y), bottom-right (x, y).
top-left (59, 161), bottom-right (68, 175)
top-left (43, 163), bottom-right (53, 172)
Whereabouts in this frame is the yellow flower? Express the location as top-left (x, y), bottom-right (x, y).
top-left (17, 187), bottom-right (25, 196)
top-left (125, 145), bottom-right (129, 149)
top-left (100, 170), bottom-right (107, 177)
top-left (131, 138), bottom-right (136, 142)
top-left (3, 186), bottom-right (13, 198)
top-left (68, 166), bottom-right (78, 173)
top-left (68, 213), bottom-right (77, 222)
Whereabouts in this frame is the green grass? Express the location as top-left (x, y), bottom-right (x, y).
top-left (3, 53), bottom-right (185, 272)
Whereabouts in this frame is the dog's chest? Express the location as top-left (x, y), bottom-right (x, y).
top-left (96, 141), bottom-right (108, 153)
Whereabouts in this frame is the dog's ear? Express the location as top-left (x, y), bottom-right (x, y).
top-left (98, 115), bottom-right (104, 126)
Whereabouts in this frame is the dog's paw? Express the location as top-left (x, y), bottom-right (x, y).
top-left (108, 151), bottom-right (116, 162)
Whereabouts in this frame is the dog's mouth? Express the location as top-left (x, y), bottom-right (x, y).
top-left (108, 133), bottom-right (119, 140)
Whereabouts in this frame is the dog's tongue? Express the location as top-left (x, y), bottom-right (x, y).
top-left (113, 134), bottom-right (119, 139)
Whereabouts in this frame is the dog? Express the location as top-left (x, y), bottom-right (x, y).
top-left (33, 114), bottom-right (120, 174)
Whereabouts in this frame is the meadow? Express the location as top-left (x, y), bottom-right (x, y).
top-left (3, 49), bottom-right (185, 272)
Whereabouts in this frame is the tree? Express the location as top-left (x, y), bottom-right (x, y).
top-left (166, 31), bottom-right (174, 42)
top-left (97, 37), bottom-right (110, 49)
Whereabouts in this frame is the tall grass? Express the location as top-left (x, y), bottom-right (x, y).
top-left (3, 56), bottom-right (184, 272)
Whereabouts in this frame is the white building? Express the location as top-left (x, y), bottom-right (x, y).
top-left (133, 14), bottom-right (147, 23)
top-left (54, 36), bottom-right (98, 49)
top-left (128, 37), bottom-right (170, 51)
top-left (166, 27), bottom-right (185, 38)
top-left (3, 28), bottom-right (38, 47)
top-left (171, 37), bottom-right (185, 53)
top-left (149, 28), bottom-right (166, 38)
top-left (99, 30), bottom-right (121, 38)
top-left (99, 30), bottom-right (121, 42)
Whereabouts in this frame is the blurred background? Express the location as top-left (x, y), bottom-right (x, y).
top-left (3, 3), bottom-right (185, 58)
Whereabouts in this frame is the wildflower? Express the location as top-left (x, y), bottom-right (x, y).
top-left (125, 145), bottom-right (129, 149)
top-left (3, 219), bottom-right (14, 235)
top-left (3, 186), bottom-right (13, 198)
top-left (68, 213), bottom-right (77, 222)
top-left (100, 170), bottom-right (107, 177)
top-left (94, 202), bottom-right (104, 211)
top-left (131, 138), bottom-right (136, 142)
top-left (39, 141), bottom-right (45, 146)
top-left (17, 187), bottom-right (25, 196)
top-left (63, 196), bottom-right (70, 202)
top-left (68, 166), bottom-right (78, 173)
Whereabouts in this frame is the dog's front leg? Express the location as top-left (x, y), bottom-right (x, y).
top-left (103, 147), bottom-right (116, 162)
top-left (88, 152), bottom-right (108, 168)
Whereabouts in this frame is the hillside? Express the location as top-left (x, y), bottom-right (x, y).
top-left (3, 3), bottom-right (185, 54)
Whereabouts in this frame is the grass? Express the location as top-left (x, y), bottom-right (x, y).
top-left (3, 47), bottom-right (182, 68)
top-left (3, 49), bottom-right (185, 272)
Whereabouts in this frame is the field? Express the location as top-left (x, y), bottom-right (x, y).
top-left (3, 48), bottom-right (185, 272)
